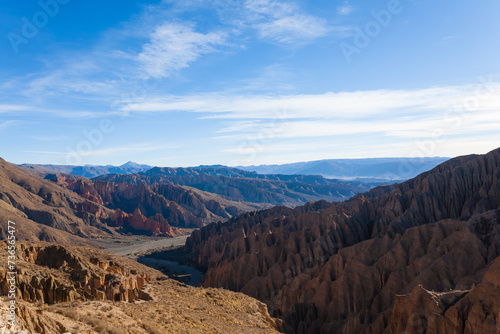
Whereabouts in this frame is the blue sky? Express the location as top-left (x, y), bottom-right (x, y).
top-left (1, 0), bottom-right (499, 167)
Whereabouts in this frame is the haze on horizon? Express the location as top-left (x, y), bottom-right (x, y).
top-left (1, 0), bottom-right (499, 167)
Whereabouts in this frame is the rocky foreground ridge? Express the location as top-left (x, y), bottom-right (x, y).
top-left (0, 242), bottom-right (282, 333)
top-left (178, 148), bottom-right (500, 333)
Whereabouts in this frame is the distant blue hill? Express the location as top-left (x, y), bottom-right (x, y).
top-left (19, 157), bottom-right (449, 183)
top-left (235, 157), bottom-right (449, 182)
top-left (19, 161), bottom-right (152, 178)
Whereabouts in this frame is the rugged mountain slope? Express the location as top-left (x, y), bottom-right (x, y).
top-left (96, 166), bottom-right (370, 207)
top-left (0, 158), bottom-right (180, 238)
top-left (64, 177), bottom-right (267, 229)
top-left (3, 158), bottom-right (272, 238)
top-left (0, 242), bottom-right (281, 334)
top-left (0, 158), bottom-right (118, 244)
top-left (178, 148), bottom-right (500, 333)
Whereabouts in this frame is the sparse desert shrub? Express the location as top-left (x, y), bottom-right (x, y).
top-left (91, 318), bottom-right (128, 334)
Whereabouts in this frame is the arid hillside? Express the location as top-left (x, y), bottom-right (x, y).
top-left (0, 158), bottom-right (116, 244)
top-left (0, 242), bottom-right (282, 333)
top-left (178, 148), bottom-right (500, 333)
top-left (0, 157), bottom-right (181, 239)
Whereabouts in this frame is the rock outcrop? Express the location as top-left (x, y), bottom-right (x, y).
top-left (0, 242), bottom-right (159, 305)
top-left (179, 148), bottom-right (500, 333)
top-left (0, 242), bottom-right (282, 334)
top-left (109, 208), bottom-right (174, 236)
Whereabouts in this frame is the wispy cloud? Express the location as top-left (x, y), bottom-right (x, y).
top-left (337, 1), bottom-right (354, 16)
top-left (0, 105), bottom-right (34, 113)
top-left (165, 0), bottom-right (336, 45)
top-left (0, 120), bottom-right (20, 129)
top-left (138, 23), bottom-right (227, 79)
top-left (1, 0), bottom-right (337, 113)
top-left (255, 14), bottom-right (330, 44)
top-left (0, 104), bottom-right (117, 119)
top-left (121, 83), bottom-right (500, 150)
top-left (3, 16), bottom-right (230, 106)
top-left (244, 0), bottom-right (331, 44)
top-left (337, 5), bottom-right (354, 15)
top-left (123, 83), bottom-right (500, 120)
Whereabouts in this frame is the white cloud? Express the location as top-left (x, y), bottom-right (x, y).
top-left (137, 23), bottom-right (227, 78)
top-left (122, 83), bottom-right (500, 151)
top-left (5, 19), bottom-right (229, 105)
top-left (255, 14), bottom-right (330, 44)
top-left (164, 0), bottom-right (335, 45)
top-left (0, 104), bottom-right (116, 119)
top-left (124, 83), bottom-right (500, 120)
top-left (1, 1), bottom-right (335, 112)
top-left (0, 105), bottom-right (33, 113)
top-left (243, 0), bottom-right (332, 44)
top-left (337, 5), bottom-right (354, 15)
top-left (0, 120), bottom-right (20, 129)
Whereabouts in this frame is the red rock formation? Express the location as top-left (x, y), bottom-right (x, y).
top-left (181, 148), bottom-right (500, 333)
top-left (66, 178), bottom-right (238, 229)
top-left (109, 208), bottom-right (173, 236)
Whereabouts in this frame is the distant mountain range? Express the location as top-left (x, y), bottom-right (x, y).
top-left (236, 157), bottom-right (449, 181)
top-left (95, 166), bottom-right (371, 208)
top-left (19, 157), bottom-right (448, 183)
top-left (2, 159), bottom-right (373, 237)
top-left (19, 161), bottom-right (151, 178)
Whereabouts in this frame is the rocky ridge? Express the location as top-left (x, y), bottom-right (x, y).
top-left (178, 148), bottom-right (500, 333)
top-left (0, 242), bottom-right (158, 304)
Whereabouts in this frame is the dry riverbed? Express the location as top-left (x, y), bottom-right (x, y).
top-left (98, 234), bottom-right (203, 287)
